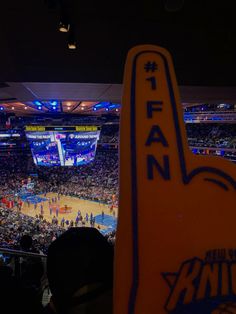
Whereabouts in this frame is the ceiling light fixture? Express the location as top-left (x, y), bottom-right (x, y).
top-left (68, 25), bottom-right (77, 50)
top-left (11, 107), bottom-right (15, 110)
top-left (58, 9), bottom-right (70, 33)
top-left (68, 41), bottom-right (76, 49)
top-left (59, 21), bottom-right (70, 33)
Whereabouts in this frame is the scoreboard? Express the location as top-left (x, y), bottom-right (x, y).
top-left (25, 126), bottom-right (100, 132)
top-left (25, 125), bottom-right (101, 166)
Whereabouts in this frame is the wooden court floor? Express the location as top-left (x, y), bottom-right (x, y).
top-left (21, 192), bottom-right (117, 229)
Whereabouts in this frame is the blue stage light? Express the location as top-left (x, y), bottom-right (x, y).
top-left (108, 103), bottom-right (121, 110)
top-left (38, 106), bottom-right (42, 110)
top-left (93, 102), bottom-right (110, 110)
top-left (34, 101), bottom-right (43, 106)
top-left (0, 106), bottom-right (4, 111)
top-left (51, 101), bottom-right (58, 106)
top-left (52, 106), bottom-right (56, 110)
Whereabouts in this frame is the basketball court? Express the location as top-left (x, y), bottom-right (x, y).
top-left (21, 192), bottom-right (117, 234)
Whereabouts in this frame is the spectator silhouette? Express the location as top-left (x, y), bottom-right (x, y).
top-left (19, 235), bottom-right (44, 286)
top-left (45, 227), bottom-right (113, 314)
top-left (0, 255), bottom-right (18, 313)
top-left (18, 235), bottom-right (44, 314)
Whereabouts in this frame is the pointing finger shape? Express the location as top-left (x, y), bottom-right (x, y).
top-left (115, 45), bottom-right (236, 314)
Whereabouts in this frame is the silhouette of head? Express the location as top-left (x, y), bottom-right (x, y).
top-left (20, 235), bottom-right (33, 251)
top-left (47, 227), bottom-right (114, 311)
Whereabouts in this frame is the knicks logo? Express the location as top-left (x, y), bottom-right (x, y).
top-left (163, 258), bottom-right (236, 313)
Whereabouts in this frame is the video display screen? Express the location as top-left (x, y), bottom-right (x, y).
top-left (0, 130), bottom-right (23, 150)
top-left (58, 132), bottom-right (99, 166)
top-left (25, 128), bottom-right (100, 166)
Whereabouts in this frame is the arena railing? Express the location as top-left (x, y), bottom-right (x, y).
top-left (189, 146), bottom-right (236, 153)
top-left (0, 247), bottom-right (47, 258)
top-left (184, 111), bottom-right (236, 123)
top-left (0, 247), bottom-right (50, 306)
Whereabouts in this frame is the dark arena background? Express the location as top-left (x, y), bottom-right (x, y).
top-left (0, 1), bottom-right (236, 312)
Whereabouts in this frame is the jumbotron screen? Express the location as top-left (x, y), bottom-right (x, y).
top-left (25, 126), bottom-right (100, 166)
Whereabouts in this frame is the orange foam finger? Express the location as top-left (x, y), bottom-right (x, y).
top-left (115, 45), bottom-right (236, 314)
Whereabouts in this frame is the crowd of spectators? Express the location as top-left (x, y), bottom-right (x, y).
top-left (0, 149), bottom-right (118, 253)
top-left (186, 124), bottom-right (236, 149)
top-left (0, 155), bottom-right (29, 196)
top-left (99, 124), bottom-right (119, 144)
top-left (97, 123), bottom-right (236, 150)
top-left (0, 206), bottom-right (64, 254)
top-left (35, 150), bottom-right (118, 205)
top-left (0, 150), bottom-right (118, 204)
top-left (184, 103), bottom-right (236, 112)
top-left (0, 122), bottom-right (235, 253)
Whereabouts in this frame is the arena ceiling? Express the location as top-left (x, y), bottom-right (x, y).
top-left (1, 83), bottom-right (236, 116)
top-left (0, 100), bottom-right (121, 116)
top-left (1, 0), bottom-right (236, 114)
top-left (1, 0), bottom-right (236, 87)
